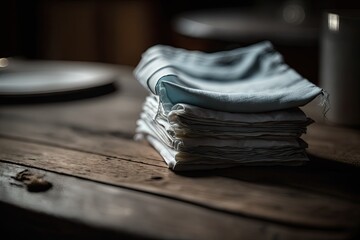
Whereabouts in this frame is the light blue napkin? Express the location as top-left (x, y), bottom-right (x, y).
top-left (134, 41), bottom-right (325, 113)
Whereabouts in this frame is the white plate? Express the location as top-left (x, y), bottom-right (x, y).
top-left (0, 59), bottom-right (118, 96)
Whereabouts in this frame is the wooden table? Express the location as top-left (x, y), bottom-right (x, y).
top-left (1, 65), bottom-right (359, 240)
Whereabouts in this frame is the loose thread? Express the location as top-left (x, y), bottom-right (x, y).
top-left (319, 89), bottom-right (330, 119)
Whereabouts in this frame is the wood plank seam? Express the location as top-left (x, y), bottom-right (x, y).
top-left (1, 155), bottom-right (358, 231)
top-left (1, 160), bottom-right (355, 234)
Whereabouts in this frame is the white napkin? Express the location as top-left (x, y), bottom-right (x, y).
top-left (135, 95), bottom-right (310, 171)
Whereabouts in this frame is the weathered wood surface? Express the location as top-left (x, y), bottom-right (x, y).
top-left (1, 66), bottom-right (360, 239)
top-left (1, 134), bottom-right (360, 230)
top-left (3, 162), bottom-right (352, 240)
top-left (304, 123), bottom-right (360, 167)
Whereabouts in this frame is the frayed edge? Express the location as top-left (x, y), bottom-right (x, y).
top-left (319, 89), bottom-right (330, 119)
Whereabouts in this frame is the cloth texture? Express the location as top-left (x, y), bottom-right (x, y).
top-left (134, 41), bottom-right (324, 114)
top-left (133, 42), bottom-right (324, 171)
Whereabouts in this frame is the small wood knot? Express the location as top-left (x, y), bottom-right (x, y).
top-left (13, 169), bottom-right (53, 192)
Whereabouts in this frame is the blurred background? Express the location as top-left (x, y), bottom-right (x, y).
top-left (1, 0), bottom-right (359, 84)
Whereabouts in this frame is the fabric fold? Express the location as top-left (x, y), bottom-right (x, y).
top-left (133, 41), bottom-right (323, 171)
top-left (134, 41), bottom-right (324, 114)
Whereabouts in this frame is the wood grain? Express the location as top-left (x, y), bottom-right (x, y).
top-left (1, 66), bottom-right (359, 238)
top-left (2, 162), bottom-right (352, 240)
top-left (1, 137), bottom-right (359, 230)
top-left (0, 113), bottom-right (358, 202)
top-left (304, 123), bottom-right (360, 167)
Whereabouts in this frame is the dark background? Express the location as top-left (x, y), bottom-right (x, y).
top-left (1, 0), bottom-right (359, 84)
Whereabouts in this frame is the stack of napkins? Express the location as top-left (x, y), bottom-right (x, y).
top-left (133, 41), bottom-right (325, 171)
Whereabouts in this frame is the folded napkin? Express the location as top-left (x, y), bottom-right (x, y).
top-left (134, 41), bottom-right (325, 113)
top-left (134, 42), bottom-right (324, 171)
top-left (135, 95), bottom-right (312, 170)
